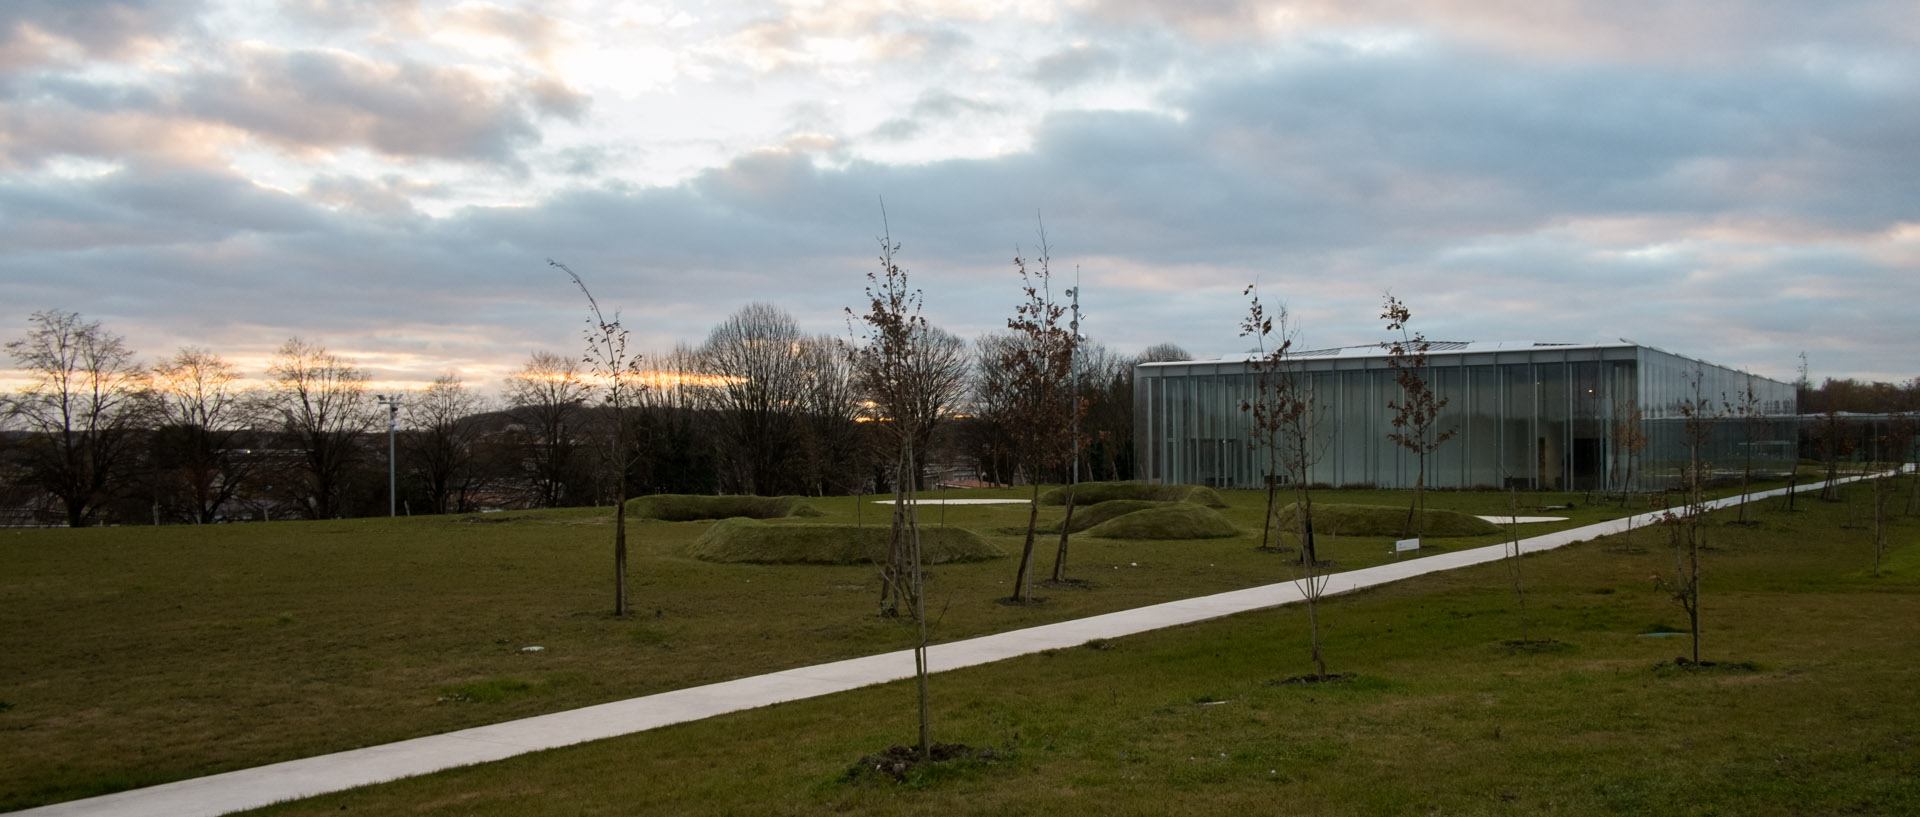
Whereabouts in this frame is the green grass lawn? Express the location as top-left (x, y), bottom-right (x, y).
top-left (0, 481), bottom-right (1901, 812)
top-left (238, 489), bottom-right (1917, 816)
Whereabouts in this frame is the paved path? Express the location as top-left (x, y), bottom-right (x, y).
top-left (20, 472), bottom-right (1893, 817)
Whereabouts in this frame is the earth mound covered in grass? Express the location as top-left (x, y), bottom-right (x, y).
top-left (1083, 504), bottom-right (1240, 539)
top-left (627, 494), bottom-right (824, 522)
top-left (1037, 499), bottom-right (1169, 534)
top-left (1274, 502), bottom-right (1499, 538)
top-left (1039, 481), bottom-right (1228, 508)
top-left (688, 518), bottom-right (1002, 565)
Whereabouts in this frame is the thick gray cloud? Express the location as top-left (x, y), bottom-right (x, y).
top-left (3, 0), bottom-right (1918, 389)
top-left (178, 47), bottom-right (567, 166)
top-left (0, 0), bottom-right (202, 70)
top-left (1030, 44), bottom-right (1122, 91)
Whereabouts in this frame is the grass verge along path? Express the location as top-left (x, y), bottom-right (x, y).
top-left (18, 474), bottom-right (1900, 816)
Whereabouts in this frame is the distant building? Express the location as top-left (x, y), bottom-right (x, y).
top-left (1134, 341), bottom-right (1797, 491)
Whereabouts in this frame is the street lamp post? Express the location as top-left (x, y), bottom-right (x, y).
top-left (376, 394), bottom-right (402, 517)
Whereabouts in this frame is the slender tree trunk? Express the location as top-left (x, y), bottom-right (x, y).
top-left (1295, 482), bottom-right (1318, 564)
top-left (1307, 583), bottom-right (1325, 678)
top-left (1259, 475), bottom-right (1278, 551)
top-left (1687, 535), bottom-right (1701, 664)
top-left (900, 441), bottom-right (931, 761)
top-left (1051, 489), bottom-right (1076, 583)
top-left (1013, 481), bottom-right (1042, 602)
top-left (613, 480), bottom-right (628, 616)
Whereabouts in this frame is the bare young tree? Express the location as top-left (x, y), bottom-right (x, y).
top-left (992, 229), bottom-right (1081, 603)
top-left (1725, 374), bottom-right (1768, 525)
top-left (3, 310), bottom-right (148, 527)
top-left (553, 260), bottom-right (646, 617)
top-left (403, 374), bottom-right (488, 515)
top-left (1503, 484), bottom-right (1532, 644)
top-left (263, 338), bottom-right (375, 520)
top-left (1660, 365), bottom-right (1717, 665)
top-left (504, 351), bottom-right (594, 508)
top-left (1611, 393), bottom-right (1649, 509)
top-left (1239, 284), bottom-right (1297, 553)
top-left (1380, 294), bottom-right (1456, 541)
top-left (149, 347), bottom-right (253, 523)
top-left (846, 222), bottom-right (938, 760)
top-left (1814, 406), bottom-right (1853, 502)
top-left (1241, 286), bottom-right (1338, 677)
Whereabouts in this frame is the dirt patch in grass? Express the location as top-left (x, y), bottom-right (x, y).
top-left (844, 742), bottom-right (1003, 785)
top-left (1500, 639), bottom-right (1575, 654)
top-left (1270, 673), bottom-right (1358, 685)
top-left (1655, 657), bottom-right (1761, 674)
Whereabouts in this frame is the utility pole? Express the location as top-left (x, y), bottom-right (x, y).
top-left (376, 393), bottom-right (402, 517)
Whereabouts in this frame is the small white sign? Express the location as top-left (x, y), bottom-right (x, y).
top-left (1394, 538), bottom-right (1420, 553)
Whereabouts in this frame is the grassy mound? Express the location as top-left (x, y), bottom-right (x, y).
top-left (1083, 504), bottom-right (1240, 540)
top-left (1039, 481), bottom-right (1228, 508)
top-left (687, 518), bottom-right (1002, 565)
top-left (628, 494), bottom-right (824, 522)
top-left (1273, 502), bottom-right (1500, 538)
top-left (1037, 500), bottom-right (1169, 535)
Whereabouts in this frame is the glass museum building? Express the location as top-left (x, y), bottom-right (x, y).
top-left (1134, 341), bottom-right (1797, 492)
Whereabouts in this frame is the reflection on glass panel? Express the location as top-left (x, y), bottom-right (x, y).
top-left (1467, 366), bottom-right (1501, 488)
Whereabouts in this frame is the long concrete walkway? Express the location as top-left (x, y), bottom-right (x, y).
top-left (21, 473), bottom-right (1891, 817)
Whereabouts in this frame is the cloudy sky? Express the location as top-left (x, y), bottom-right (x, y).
top-left (3, 0), bottom-right (1916, 395)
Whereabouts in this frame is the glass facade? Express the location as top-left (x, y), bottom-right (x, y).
top-left (1136, 343), bottom-right (1797, 491)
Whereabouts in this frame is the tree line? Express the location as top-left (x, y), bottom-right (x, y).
top-left (0, 308), bottom-right (1187, 528)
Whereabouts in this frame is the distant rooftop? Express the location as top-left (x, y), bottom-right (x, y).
top-left (1143, 340), bottom-right (1629, 367)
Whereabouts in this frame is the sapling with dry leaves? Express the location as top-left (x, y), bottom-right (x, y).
top-left (845, 216), bottom-right (939, 761)
top-left (551, 260), bottom-right (646, 617)
top-left (1380, 294), bottom-right (1456, 543)
top-left (991, 221), bottom-right (1082, 603)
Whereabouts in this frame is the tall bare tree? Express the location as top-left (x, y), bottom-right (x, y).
top-left (965, 333), bottom-right (1023, 487)
top-left (149, 346), bottom-right (253, 523)
top-left (993, 229), bottom-right (1082, 602)
top-left (846, 222), bottom-right (938, 760)
top-left (1380, 293), bottom-right (1456, 541)
top-left (264, 338), bottom-right (375, 520)
top-left (504, 351), bottom-right (594, 508)
top-left (899, 325), bottom-right (969, 491)
top-left (1140, 342), bottom-right (1192, 363)
top-left (3, 310), bottom-right (148, 527)
top-left (794, 335), bottom-right (863, 496)
top-left (553, 260), bottom-right (646, 617)
top-left (633, 344), bottom-right (719, 494)
top-left (700, 303), bottom-right (808, 495)
top-left (403, 374), bottom-right (488, 515)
